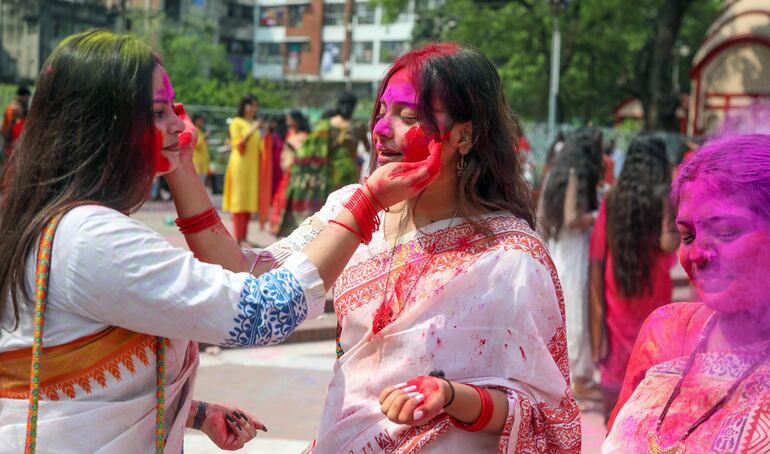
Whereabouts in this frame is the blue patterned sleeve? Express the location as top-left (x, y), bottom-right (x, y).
top-left (222, 253), bottom-right (325, 347)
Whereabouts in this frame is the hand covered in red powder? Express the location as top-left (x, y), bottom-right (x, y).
top-left (172, 103), bottom-right (198, 166)
top-left (194, 402), bottom-right (266, 450)
top-left (366, 135), bottom-right (443, 208)
top-left (379, 376), bottom-right (450, 426)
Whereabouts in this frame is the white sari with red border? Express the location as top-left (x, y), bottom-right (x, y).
top-left (285, 186), bottom-right (581, 454)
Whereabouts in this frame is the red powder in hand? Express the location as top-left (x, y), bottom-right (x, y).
top-left (178, 130), bottom-right (193, 148)
top-left (407, 376), bottom-right (441, 396)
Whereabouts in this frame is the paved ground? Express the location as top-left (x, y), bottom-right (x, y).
top-left (184, 341), bottom-right (607, 454)
top-left (132, 196), bottom-right (649, 453)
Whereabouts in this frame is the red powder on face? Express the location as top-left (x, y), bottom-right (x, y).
top-left (391, 133), bottom-right (444, 187)
top-left (144, 126), bottom-right (167, 173)
top-left (403, 127), bottom-right (432, 163)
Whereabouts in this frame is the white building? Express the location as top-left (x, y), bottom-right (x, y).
top-left (253, 0), bottom-right (442, 84)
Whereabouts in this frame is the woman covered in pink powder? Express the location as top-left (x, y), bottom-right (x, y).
top-left (604, 134), bottom-right (770, 453)
top-left (588, 135), bottom-right (680, 422)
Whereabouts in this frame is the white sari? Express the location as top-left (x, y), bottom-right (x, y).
top-left (272, 186), bottom-right (581, 453)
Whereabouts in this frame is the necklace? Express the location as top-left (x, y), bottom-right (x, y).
top-left (371, 206), bottom-right (459, 335)
top-left (648, 313), bottom-right (770, 453)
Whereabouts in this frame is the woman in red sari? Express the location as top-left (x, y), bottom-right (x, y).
top-left (604, 134), bottom-right (770, 453)
top-left (588, 135), bottom-right (680, 422)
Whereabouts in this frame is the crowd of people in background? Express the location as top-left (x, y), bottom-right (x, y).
top-left (164, 91), bottom-right (372, 244)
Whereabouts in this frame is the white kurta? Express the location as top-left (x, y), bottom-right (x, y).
top-left (0, 205), bottom-right (325, 453)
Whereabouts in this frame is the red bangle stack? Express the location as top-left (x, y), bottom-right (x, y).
top-left (450, 384), bottom-right (494, 432)
top-left (340, 188), bottom-right (381, 244)
top-left (363, 178), bottom-right (389, 212)
top-left (175, 206), bottom-right (221, 235)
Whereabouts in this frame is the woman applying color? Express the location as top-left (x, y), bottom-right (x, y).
top-left (0, 30), bottom-right (436, 453)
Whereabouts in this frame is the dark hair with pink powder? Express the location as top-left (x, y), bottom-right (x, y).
top-left (370, 43), bottom-right (535, 229)
top-left (671, 134), bottom-right (770, 220)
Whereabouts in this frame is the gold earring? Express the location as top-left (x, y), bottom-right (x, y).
top-left (457, 154), bottom-right (467, 176)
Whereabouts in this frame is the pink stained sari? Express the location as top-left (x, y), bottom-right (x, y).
top-left (605, 302), bottom-right (770, 453)
top-left (306, 187), bottom-right (581, 453)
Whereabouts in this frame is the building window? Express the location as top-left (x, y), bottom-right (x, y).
top-left (355, 2), bottom-right (376, 24)
top-left (225, 39), bottom-right (253, 56)
top-left (353, 41), bottom-right (373, 64)
top-left (229, 3), bottom-right (254, 20)
top-left (288, 4), bottom-right (305, 27)
top-left (257, 43), bottom-right (282, 65)
top-left (323, 42), bottom-right (343, 64)
top-left (287, 42), bottom-right (308, 72)
top-left (323, 3), bottom-right (346, 26)
top-left (259, 6), bottom-right (284, 26)
top-left (380, 41), bottom-right (408, 63)
top-left (321, 42), bottom-right (342, 73)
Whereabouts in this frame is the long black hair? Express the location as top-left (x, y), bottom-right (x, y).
top-left (370, 43), bottom-right (535, 229)
top-left (0, 29), bottom-right (158, 328)
top-left (606, 135), bottom-right (670, 297)
top-left (540, 127), bottom-right (603, 241)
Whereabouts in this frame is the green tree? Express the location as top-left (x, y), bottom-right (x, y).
top-left (129, 10), bottom-right (291, 108)
top-left (374, 0), bottom-right (720, 130)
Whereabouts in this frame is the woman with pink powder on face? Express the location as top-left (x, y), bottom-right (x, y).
top-left (604, 134), bottom-right (770, 453)
top-left (170, 43), bottom-right (580, 453)
top-left (0, 30), bottom-right (435, 453)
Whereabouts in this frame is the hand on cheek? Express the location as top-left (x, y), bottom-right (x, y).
top-left (366, 127), bottom-right (445, 207)
top-left (173, 103), bottom-right (197, 165)
top-left (378, 376), bottom-right (447, 426)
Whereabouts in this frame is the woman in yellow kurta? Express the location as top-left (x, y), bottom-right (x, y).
top-left (192, 113), bottom-right (210, 183)
top-left (224, 94), bottom-right (261, 246)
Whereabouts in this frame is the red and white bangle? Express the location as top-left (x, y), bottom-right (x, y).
top-left (175, 206), bottom-right (221, 235)
top-left (450, 384), bottom-right (494, 432)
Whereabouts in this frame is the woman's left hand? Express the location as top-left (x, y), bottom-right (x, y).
top-left (194, 401), bottom-right (267, 450)
top-left (379, 376), bottom-right (449, 426)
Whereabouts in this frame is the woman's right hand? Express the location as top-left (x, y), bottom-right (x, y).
top-left (365, 137), bottom-right (442, 208)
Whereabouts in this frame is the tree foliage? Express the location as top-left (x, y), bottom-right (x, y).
top-left (130, 10), bottom-right (291, 108)
top-left (373, 0), bottom-right (721, 130)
